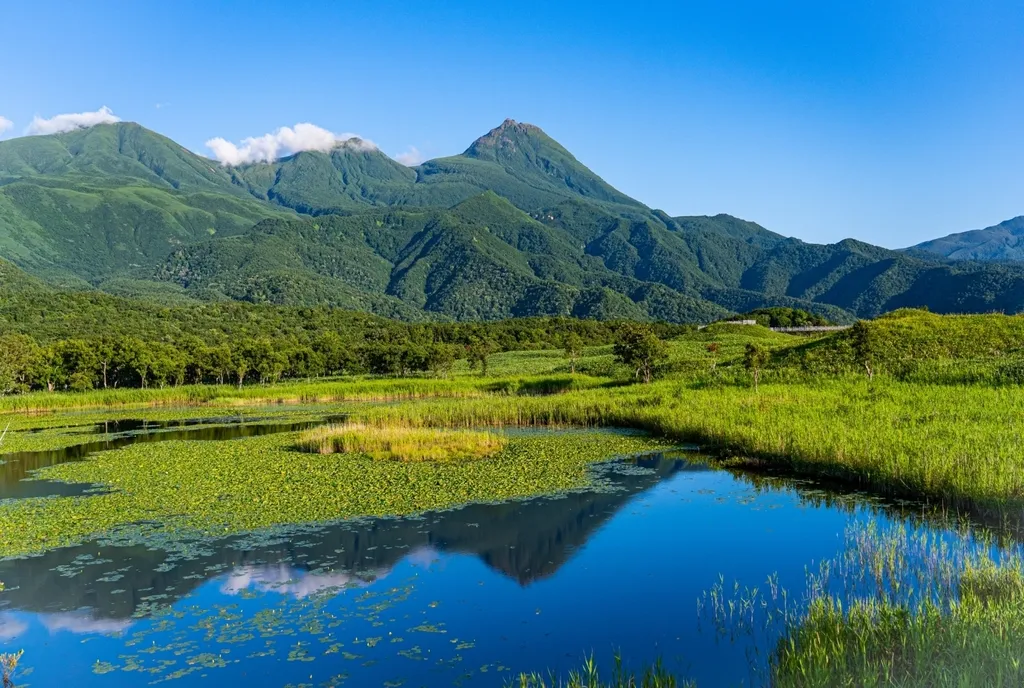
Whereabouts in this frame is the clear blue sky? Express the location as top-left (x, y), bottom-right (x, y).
top-left (1, 0), bottom-right (1021, 247)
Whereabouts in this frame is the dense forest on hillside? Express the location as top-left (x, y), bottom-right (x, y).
top-left (1, 119), bottom-right (1023, 324)
top-left (0, 258), bottom-right (692, 393)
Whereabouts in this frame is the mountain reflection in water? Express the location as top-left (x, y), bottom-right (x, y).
top-left (0, 455), bottom-right (696, 622)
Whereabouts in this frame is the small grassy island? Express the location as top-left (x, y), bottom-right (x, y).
top-left (296, 423), bottom-right (508, 461)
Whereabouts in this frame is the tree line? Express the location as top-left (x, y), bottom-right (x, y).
top-left (0, 319), bottom-right (691, 395)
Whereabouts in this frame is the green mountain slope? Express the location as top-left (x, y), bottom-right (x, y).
top-left (155, 194), bottom-right (732, 322)
top-left (911, 216), bottom-right (1024, 262)
top-left (0, 119), bottom-right (1022, 323)
top-left (0, 123), bottom-right (293, 282)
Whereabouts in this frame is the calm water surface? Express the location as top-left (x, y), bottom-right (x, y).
top-left (0, 418), bottom-right (989, 687)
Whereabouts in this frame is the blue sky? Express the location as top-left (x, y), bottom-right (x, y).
top-left (1, 0), bottom-right (1021, 247)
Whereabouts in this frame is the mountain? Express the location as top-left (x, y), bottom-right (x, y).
top-left (1, 119), bottom-right (1024, 323)
top-left (0, 122), bottom-right (294, 284)
top-left (910, 216), bottom-right (1024, 262)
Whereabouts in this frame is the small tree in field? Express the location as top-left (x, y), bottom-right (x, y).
top-left (426, 343), bottom-right (457, 378)
top-left (563, 332), bottom-right (583, 374)
top-left (614, 325), bottom-right (667, 384)
top-left (849, 320), bottom-right (876, 379)
top-left (743, 343), bottom-right (770, 389)
top-left (466, 340), bottom-right (495, 377)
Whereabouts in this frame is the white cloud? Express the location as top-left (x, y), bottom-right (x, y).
top-left (205, 122), bottom-right (376, 166)
top-left (26, 106), bottom-right (121, 136)
top-left (40, 611), bottom-right (133, 635)
top-left (0, 116), bottom-right (13, 136)
top-left (219, 564), bottom-right (388, 598)
top-left (0, 612), bottom-right (28, 640)
top-left (394, 146), bottom-right (425, 166)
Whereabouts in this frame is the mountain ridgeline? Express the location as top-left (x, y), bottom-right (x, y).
top-left (0, 118), bottom-right (1022, 323)
top-left (911, 216), bottom-right (1024, 262)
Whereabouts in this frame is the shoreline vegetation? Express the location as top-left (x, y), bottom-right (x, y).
top-left (513, 526), bottom-right (1024, 687)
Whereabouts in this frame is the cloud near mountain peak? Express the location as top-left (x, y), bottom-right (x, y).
top-left (26, 106), bottom-right (121, 135)
top-left (205, 123), bottom-right (377, 166)
top-left (395, 146), bottom-right (425, 166)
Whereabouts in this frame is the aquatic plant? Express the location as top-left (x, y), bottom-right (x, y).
top-left (0, 431), bottom-right (674, 557)
top-left (509, 655), bottom-right (692, 688)
top-left (0, 650), bottom-right (21, 688)
top-left (296, 423), bottom-right (506, 461)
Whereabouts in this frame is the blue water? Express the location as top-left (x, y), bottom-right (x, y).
top-left (0, 444), bottom-right (978, 687)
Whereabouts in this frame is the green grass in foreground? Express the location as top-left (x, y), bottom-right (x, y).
top-left (772, 563), bottom-right (1024, 687)
top-left (297, 423), bottom-right (506, 460)
top-left (518, 522), bottom-right (1024, 688)
top-left (767, 522), bottom-right (1024, 688)
top-left (0, 431), bottom-right (672, 557)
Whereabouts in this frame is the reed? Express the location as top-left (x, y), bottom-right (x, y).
top-left (771, 560), bottom-right (1024, 687)
top-left (355, 378), bottom-right (1024, 506)
top-left (508, 656), bottom-right (692, 688)
top-left (0, 375), bottom-right (605, 414)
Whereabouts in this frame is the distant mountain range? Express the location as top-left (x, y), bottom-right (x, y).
top-left (909, 216), bottom-right (1024, 262)
top-left (0, 118), bottom-right (1022, 322)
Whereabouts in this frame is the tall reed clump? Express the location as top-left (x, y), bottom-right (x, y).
top-left (508, 656), bottom-right (692, 688)
top-left (698, 521), bottom-right (1024, 687)
top-left (296, 423), bottom-right (507, 462)
top-left (771, 560), bottom-right (1024, 687)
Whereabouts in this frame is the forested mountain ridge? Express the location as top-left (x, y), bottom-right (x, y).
top-left (910, 216), bottom-right (1024, 262)
top-left (0, 118), bottom-right (1022, 323)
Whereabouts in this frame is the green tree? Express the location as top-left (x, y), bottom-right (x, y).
top-left (466, 340), bottom-right (496, 377)
top-left (231, 346), bottom-right (251, 389)
top-left (53, 339), bottom-right (100, 391)
top-left (205, 344), bottom-right (233, 385)
top-left (0, 334), bottom-right (39, 395)
top-left (613, 325), bottom-right (667, 383)
top-left (743, 343), bottom-right (770, 389)
top-left (34, 345), bottom-right (65, 392)
top-left (563, 332), bottom-right (583, 374)
top-left (248, 338), bottom-right (287, 384)
top-left (149, 343), bottom-right (187, 388)
top-left (425, 343), bottom-right (457, 378)
top-left (363, 344), bottom-right (404, 376)
top-left (287, 346), bottom-right (324, 380)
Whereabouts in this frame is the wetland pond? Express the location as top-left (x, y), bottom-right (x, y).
top-left (0, 412), bottom-right (1009, 686)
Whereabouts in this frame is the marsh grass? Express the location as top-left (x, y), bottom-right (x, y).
top-left (0, 375), bottom-right (606, 415)
top-left (509, 655), bottom-right (692, 688)
top-left (355, 378), bottom-right (1024, 506)
top-left (772, 562), bottom-right (1024, 687)
top-left (697, 519), bottom-right (1024, 687)
top-left (296, 423), bottom-right (506, 461)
